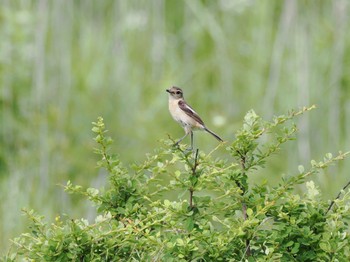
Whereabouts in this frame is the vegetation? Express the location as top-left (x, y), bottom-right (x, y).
top-left (3, 108), bottom-right (350, 261)
top-left (1, 0), bottom-right (350, 256)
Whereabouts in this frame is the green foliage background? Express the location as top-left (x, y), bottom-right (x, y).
top-left (0, 0), bottom-right (350, 254)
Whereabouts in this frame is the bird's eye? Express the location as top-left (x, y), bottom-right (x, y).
top-left (176, 91), bottom-right (181, 94)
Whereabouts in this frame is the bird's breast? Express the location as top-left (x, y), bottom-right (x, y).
top-left (168, 99), bottom-right (203, 129)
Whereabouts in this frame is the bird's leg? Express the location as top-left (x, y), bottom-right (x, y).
top-left (175, 132), bottom-right (189, 146)
top-left (183, 131), bottom-right (194, 153)
top-left (190, 131), bottom-right (194, 151)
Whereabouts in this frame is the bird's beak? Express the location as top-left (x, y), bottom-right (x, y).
top-left (166, 89), bottom-right (170, 93)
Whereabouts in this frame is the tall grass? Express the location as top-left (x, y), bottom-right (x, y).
top-left (0, 0), bottom-right (349, 253)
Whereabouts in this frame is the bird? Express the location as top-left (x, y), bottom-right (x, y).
top-left (166, 86), bottom-right (223, 149)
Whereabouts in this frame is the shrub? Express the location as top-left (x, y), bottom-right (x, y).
top-left (3, 106), bottom-right (350, 261)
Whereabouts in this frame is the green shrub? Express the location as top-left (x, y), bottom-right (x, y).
top-left (3, 106), bottom-right (350, 261)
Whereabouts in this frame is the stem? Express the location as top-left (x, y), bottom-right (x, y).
top-left (326, 179), bottom-right (350, 214)
top-left (189, 188), bottom-right (194, 209)
top-left (192, 149), bottom-right (200, 173)
top-left (240, 154), bottom-right (251, 257)
top-left (189, 149), bottom-right (199, 209)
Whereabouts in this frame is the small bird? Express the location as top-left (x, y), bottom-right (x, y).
top-left (166, 86), bottom-right (223, 149)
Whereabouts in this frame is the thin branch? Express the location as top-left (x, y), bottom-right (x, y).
top-left (326, 179), bottom-right (350, 214)
top-left (189, 149), bottom-right (199, 209)
top-left (192, 149), bottom-right (200, 173)
top-left (239, 155), bottom-right (251, 257)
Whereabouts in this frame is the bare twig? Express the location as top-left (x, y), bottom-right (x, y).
top-left (189, 149), bottom-right (199, 209)
top-left (326, 180), bottom-right (350, 214)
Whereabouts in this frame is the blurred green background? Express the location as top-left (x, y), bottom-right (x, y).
top-left (1, 0), bottom-right (350, 253)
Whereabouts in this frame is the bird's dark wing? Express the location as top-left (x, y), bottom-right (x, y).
top-left (178, 100), bottom-right (205, 126)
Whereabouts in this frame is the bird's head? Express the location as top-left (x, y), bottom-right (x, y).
top-left (166, 86), bottom-right (184, 99)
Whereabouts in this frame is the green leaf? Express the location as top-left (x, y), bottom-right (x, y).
top-left (319, 242), bottom-right (330, 252)
top-left (298, 165), bottom-right (304, 173)
top-left (164, 199), bottom-right (171, 207)
top-left (246, 208), bottom-right (253, 216)
top-left (185, 217), bottom-right (194, 231)
top-left (291, 243), bottom-right (300, 254)
top-left (91, 126), bottom-right (100, 133)
top-left (176, 238), bottom-right (184, 246)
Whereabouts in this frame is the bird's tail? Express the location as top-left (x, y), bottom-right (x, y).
top-left (204, 128), bottom-right (223, 142)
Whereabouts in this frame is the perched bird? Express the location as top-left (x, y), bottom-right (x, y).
top-left (166, 86), bottom-right (223, 149)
